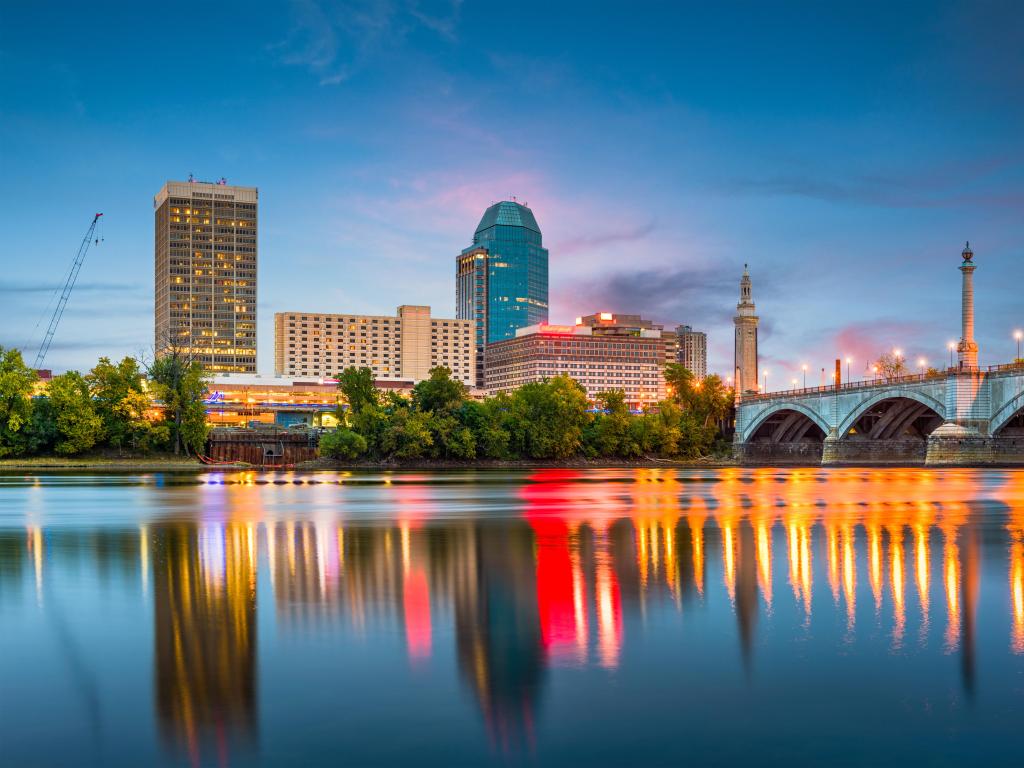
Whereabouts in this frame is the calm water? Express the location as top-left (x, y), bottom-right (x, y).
top-left (3, 468), bottom-right (1024, 767)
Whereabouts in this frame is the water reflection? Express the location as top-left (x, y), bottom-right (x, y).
top-left (4, 468), bottom-right (1024, 765)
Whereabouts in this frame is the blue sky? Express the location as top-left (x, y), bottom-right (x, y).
top-left (1, 0), bottom-right (1022, 381)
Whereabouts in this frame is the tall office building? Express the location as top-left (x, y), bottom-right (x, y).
top-left (734, 265), bottom-right (758, 393)
top-left (456, 200), bottom-right (549, 386)
top-left (676, 325), bottom-right (707, 380)
top-left (155, 179), bottom-right (258, 373)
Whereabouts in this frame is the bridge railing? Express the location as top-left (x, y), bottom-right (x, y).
top-left (988, 361), bottom-right (1024, 374)
top-left (740, 371), bottom-right (942, 403)
top-left (740, 361), bottom-right (1024, 403)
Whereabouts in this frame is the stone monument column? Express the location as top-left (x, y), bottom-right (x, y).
top-left (928, 242), bottom-right (993, 464)
top-left (957, 242), bottom-right (978, 370)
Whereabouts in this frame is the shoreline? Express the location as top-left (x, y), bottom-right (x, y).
top-left (0, 455), bottom-right (738, 473)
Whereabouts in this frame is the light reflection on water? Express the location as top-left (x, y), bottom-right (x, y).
top-left (2, 468), bottom-right (1024, 766)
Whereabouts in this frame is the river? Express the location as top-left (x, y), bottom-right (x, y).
top-left (2, 468), bottom-right (1023, 766)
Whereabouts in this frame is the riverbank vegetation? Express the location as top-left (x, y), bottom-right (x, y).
top-left (321, 364), bottom-right (732, 462)
top-left (0, 345), bottom-right (208, 459)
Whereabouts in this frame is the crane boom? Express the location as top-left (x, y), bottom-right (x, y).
top-left (34, 213), bottom-right (103, 369)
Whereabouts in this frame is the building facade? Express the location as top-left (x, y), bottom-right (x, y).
top-left (457, 200), bottom-right (549, 386)
top-left (578, 312), bottom-right (678, 367)
top-left (485, 322), bottom-right (666, 408)
top-left (734, 265), bottom-right (759, 393)
top-left (676, 325), bottom-right (707, 380)
top-left (154, 180), bottom-right (258, 373)
top-left (273, 305), bottom-right (475, 385)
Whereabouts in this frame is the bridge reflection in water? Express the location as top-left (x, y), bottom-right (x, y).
top-left (5, 467), bottom-right (1024, 764)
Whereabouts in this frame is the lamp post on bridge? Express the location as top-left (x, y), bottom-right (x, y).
top-left (948, 341), bottom-right (956, 370)
top-left (845, 356), bottom-right (852, 384)
top-left (801, 363), bottom-right (807, 389)
top-left (1015, 330), bottom-right (1022, 362)
top-left (763, 370), bottom-right (769, 393)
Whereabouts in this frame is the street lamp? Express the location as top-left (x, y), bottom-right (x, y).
top-left (763, 369), bottom-right (769, 393)
top-left (801, 363), bottom-right (807, 388)
top-left (845, 356), bottom-right (852, 384)
top-left (948, 341), bottom-right (956, 369)
top-left (893, 348), bottom-right (903, 377)
top-left (1015, 330), bottom-right (1023, 362)
top-left (872, 364), bottom-right (879, 381)
top-left (791, 378), bottom-right (798, 389)
top-left (917, 357), bottom-right (927, 375)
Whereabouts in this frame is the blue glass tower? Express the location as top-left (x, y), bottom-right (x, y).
top-left (456, 200), bottom-right (549, 386)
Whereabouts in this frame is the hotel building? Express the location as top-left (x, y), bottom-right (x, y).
top-left (273, 305), bottom-right (475, 385)
top-left (485, 318), bottom-right (666, 408)
top-left (676, 325), bottom-right (708, 380)
top-left (154, 179), bottom-right (258, 373)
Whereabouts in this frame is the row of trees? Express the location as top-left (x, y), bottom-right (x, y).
top-left (320, 363), bottom-right (732, 462)
top-left (0, 346), bottom-right (209, 458)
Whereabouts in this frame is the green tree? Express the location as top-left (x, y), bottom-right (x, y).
top-left (426, 413), bottom-right (476, 459)
top-left (88, 356), bottom-right (167, 453)
top-left (319, 428), bottom-right (368, 460)
top-left (0, 346), bottom-right (36, 457)
top-left (147, 352), bottom-right (209, 455)
top-left (590, 390), bottom-right (640, 457)
top-left (47, 371), bottom-right (103, 455)
top-left (337, 366), bottom-right (379, 419)
top-left (460, 397), bottom-right (512, 459)
top-left (23, 397), bottom-right (59, 455)
top-left (413, 367), bottom-right (467, 415)
top-left (509, 375), bottom-right (589, 459)
top-left (379, 406), bottom-right (434, 459)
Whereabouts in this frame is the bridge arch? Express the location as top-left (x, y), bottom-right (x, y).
top-left (991, 390), bottom-right (1024, 435)
top-left (837, 390), bottom-right (946, 439)
top-left (742, 401), bottom-right (830, 443)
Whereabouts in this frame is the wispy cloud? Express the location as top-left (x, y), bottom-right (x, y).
top-left (554, 219), bottom-right (657, 256)
top-left (0, 280), bottom-right (141, 294)
top-left (559, 264), bottom-right (758, 328)
top-left (720, 152), bottom-right (1024, 209)
top-left (271, 0), bottom-right (462, 85)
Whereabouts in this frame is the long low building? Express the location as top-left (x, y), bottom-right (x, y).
top-left (485, 321), bottom-right (666, 408)
top-left (204, 374), bottom-right (420, 428)
top-left (274, 305), bottom-right (475, 385)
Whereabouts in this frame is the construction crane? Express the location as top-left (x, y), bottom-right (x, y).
top-left (33, 213), bottom-right (104, 369)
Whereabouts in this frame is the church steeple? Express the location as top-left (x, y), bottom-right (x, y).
top-left (734, 265), bottom-right (760, 393)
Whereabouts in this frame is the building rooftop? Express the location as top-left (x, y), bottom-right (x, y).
top-left (475, 200), bottom-right (541, 235)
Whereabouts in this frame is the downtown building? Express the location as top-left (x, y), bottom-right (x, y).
top-left (485, 315), bottom-right (667, 408)
top-left (273, 305), bottom-right (475, 386)
top-left (676, 324), bottom-right (708, 379)
top-left (154, 179), bottom-right (258, 373)
top-left (456, 200), bottom-right (549, 387)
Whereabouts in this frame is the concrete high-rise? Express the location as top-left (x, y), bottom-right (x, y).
top-left (734, 265), bottom-right (758, 393)
top-left (456, 200), bottom-right (549, 386)
top-left (676, 325), bottom-right (708, 380)
top-left (274, 306), bottom-right (475, 385)
top-left (154, 179), bottom-right (258, 373)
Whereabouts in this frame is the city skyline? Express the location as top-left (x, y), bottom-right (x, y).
top-left (2, 1), bottom-right (1022, 381)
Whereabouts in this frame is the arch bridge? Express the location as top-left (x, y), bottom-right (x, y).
top-left (734, 365), bottom-right (1024, 466)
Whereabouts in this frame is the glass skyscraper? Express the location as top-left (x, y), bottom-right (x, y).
top-left (456, 200), bottom-right (549, 386)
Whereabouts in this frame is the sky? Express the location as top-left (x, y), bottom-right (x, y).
top-left (1, 0), bottom-right (1022, 383)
